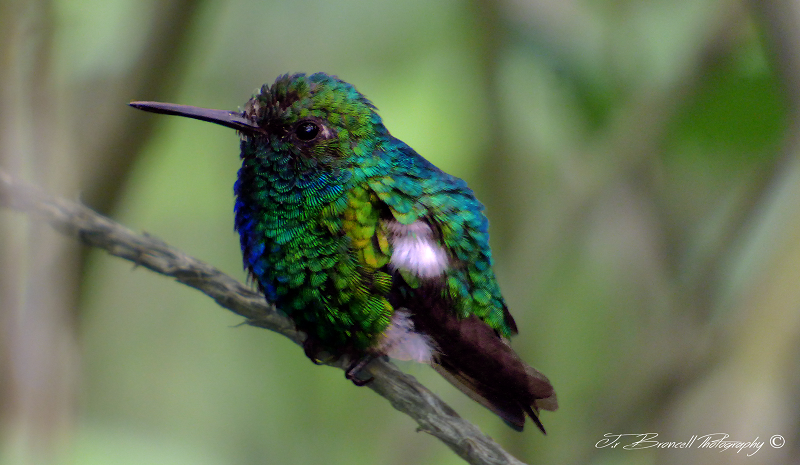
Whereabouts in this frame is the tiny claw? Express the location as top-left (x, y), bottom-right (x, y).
top-left (303, 338), bottom-right (318, 359)
top-left (303, 336), bottom-right (335, 365)
top-left (348, 374), bottom-right (374, 386)
top-left (345, 355), bottom-right (375, 386)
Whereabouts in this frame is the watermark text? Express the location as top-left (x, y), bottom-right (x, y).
top-left (595, 433), bottom-right (783, 457)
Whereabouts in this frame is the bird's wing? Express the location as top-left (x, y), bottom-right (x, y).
top-left (366, 161), bottom-right (517, 337)
top-left (364, 162), bottom-right (557, 433)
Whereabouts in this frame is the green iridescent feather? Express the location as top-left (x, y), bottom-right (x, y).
top-left (234, 73), bottom-right (513, 353)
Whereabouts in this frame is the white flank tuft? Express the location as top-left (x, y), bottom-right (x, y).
top-left (379, 310), bottom-right (435, 363)
top-left (386, 220), bottom-right (448, 278)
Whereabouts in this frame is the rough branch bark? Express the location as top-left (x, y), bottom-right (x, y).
top-left (0, 169), bottom-right (527, 465)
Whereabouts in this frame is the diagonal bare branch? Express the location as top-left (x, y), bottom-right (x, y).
top-left (0, 169), bottom-right (528, 465)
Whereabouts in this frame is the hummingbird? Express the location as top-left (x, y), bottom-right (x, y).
top-left (130, 72), bottom-right (557, 432)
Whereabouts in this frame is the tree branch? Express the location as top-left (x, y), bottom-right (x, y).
top-left (0, 169), bottom-right (527, 465)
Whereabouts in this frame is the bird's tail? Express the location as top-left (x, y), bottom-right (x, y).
top-left (402, 295), bottom-right (558, 432)
top-left (433, 354), bottom-right (557, 433)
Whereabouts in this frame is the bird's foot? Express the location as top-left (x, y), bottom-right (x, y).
top-left (303, 337), bottom-right (337, 365)
top-left (345, 355), bottom-right (376, 386)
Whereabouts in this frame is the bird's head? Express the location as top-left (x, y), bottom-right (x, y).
top-left (130, 73), bottom-right (388, 169)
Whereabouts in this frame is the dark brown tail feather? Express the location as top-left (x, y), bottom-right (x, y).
top-left (433, 355), bottom-right (557, 433)
top-left (395, 281), bottom-right (558, 433)
top-left (414, 310), bottom-right (557, 432)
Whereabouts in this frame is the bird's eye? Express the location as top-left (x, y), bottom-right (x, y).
top-left (295, 122), bottom-right (320, 141)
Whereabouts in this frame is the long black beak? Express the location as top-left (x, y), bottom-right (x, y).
top-left (129, 101), bottom-right (262, 133)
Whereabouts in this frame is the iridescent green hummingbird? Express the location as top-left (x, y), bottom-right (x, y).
top-left (130, 73), bottom-right (557, 432)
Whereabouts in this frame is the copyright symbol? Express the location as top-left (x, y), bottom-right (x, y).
top-left (770, 435), bottom-right (785, 448)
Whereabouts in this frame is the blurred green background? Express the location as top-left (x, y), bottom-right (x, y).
top-left (2, 0), bottom-right (799, 464)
